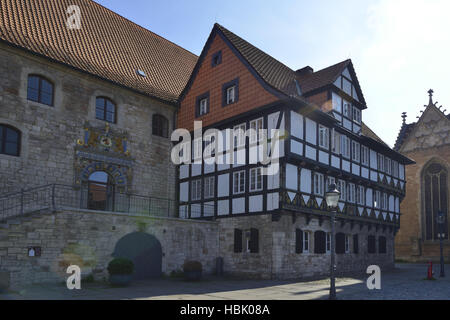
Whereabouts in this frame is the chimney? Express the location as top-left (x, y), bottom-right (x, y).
top-left (296, 66), bottom-right (314, 76)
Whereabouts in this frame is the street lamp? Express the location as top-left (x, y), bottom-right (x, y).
top-left (436, 211), bottom-right (446, 278)
top-left (325, 183), bottom-right (340, 300)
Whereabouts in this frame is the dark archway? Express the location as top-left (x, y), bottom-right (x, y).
top-left (112, 232), bottom-right (162, 279)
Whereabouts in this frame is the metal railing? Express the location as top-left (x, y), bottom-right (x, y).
top-left (0, 184), bottom-right (186, 222)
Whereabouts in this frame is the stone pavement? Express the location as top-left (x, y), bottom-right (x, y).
top-left (0, 263), bottom-right (449, 300)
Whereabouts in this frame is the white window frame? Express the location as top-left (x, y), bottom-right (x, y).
top-left (249, 118), bottom-right (264, 144)
top-left (374, 190), bottom-right (381, 208)
top-left (377, 154), bottom-right (384, 172)
top-left (356, 185), bottom-right (365, 205)
top-left (345, 235), bottom-right (350, 253)
top-left (352, 106), bottom-right (361, 124)
top-left (199, 98), bottom-right (208, 116)
top-left (341, 135), bottom-right (350, 159)
top-left (385, 157), bottom-right (391, 175)
top-left (226, 85), bottom-right (236, 104)
top-left (332, 129), bottom-right (341, 154)
top-left (191, 179), bottom-right (202, 201)
top-left (249, 167), bottom-right (263, 192)
top-left (204, 176), bottom-right (215, 199)
top-left (318, 125), bottom-right (330, 150)
top-left (233, 170), bottom-right (245, 195)
top-left (361, 145), bottom-right (369, 166)
top-left (313, 172), bottom-right (324, 196)
top-left (303, 231), bottom-right (310, 253)
top-left (343, 100), bottom-right (351, 118)
top-left (193, 138), bottom-right (202, 160)
top-left (347, 183), bottom-right (356, 203)
top-left (352, 141), bottom-right (360, 162)
top-left (338, 180), bottom-right (346, 201)
top-left (233, 123), bottom-right (246, 148)
top-left (381, 192), bottom-right (388, 210)
top-left (326, 176), bottom-right (336, 191)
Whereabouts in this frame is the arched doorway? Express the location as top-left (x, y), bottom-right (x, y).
top-left (112, 232), bottom-right (162, 279)
top-left (88, 171), bottom-right (115, 211)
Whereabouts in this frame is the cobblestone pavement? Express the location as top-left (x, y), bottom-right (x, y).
top-left (1, 263), bottom-right (449, 300)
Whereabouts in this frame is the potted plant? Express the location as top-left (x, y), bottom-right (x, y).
top-left (183, 260), bottom-right (202, 281)
top-left (107, 258), bottom-right (134, 286)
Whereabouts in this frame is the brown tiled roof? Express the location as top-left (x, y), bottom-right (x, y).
top-left (296, 60), bottom-right (349, 93)
top-left (0, 0), bottom-right (197, 103)
top-left (361, 122), bottom-right (389, 147)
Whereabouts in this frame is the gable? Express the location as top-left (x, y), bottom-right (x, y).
top-left (177, 30), bottom-right (279, 131)
top-left (333, 66), bottom-right (364, 105)
top-left (400, 105), bottom-right (450, 152)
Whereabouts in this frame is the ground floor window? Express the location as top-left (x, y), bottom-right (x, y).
top-left (378, 236), bottom-right (387, 254)
top-left (368, 235), bottom-right (376, 254)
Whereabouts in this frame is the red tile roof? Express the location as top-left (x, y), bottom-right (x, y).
top-left (0, 0), bottom-right (198, 103)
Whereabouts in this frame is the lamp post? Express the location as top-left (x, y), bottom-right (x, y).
top-left (325, 183), bottom-right (340, 300)
top-left (436, 211), bottom-right (446, 278)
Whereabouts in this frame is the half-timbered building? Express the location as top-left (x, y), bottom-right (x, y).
top-left (177, 24), bottom-right (414, 278)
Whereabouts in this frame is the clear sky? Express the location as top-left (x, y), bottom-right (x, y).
top-left (96, 0), bottom-right (450, 147)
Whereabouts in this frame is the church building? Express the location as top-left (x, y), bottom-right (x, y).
top-left (394, 90), bottom-right (449, 262)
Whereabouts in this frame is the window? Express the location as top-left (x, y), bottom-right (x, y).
top-left (392, 160), bottom-right (399, 177)
top-left (381, 192), bottom-right (388, 210)
top-left (343, 100), bottom-right (351, 118)
top-left (234, 229), bottom-right (243, 253)
top-left (377, 154), bottom-right (384, 172)
top-left (318, 125), bottom-right (329, 149)
top-left (233, 170), bottom-right (245, 194)
top-left (353, 234), bottom-right (359, 254)
top-left (204, 176), bottom-right (215, 199)
top-left (211, 51), bottom-right (222, 67)
top-left (152, 114), bottom-right (169, 138)
top-left (233, 123), bottom-right (246, 148)
top-left (0, 125), bottom-right (21, 157)
top-left (96, 97), bottom-right (116, 123)
top-left (336, 233), bottom-right (346, 254)
top-left (327, 176), bottom-right (336, 191)
top-left (196, 93), bottom-right (209, 117)
top-left (27, 75), bottom-right (54, 106)
top-left (332, 92), bottom-right (342, 113)
top-left (343, 78), bottom-right (352, 96)
top-left (247, 228), bottom-right (259, 253)
top-left (385, 157), bottom-right (391, 175)
top-left (379, 236), bottom-right (387, 254)
top-left (347, 183), bottom-right (356, 203)
top-left (87, 171), bottom-right (114, 211)
top-left (368, 235), bottom-right (376, 254)
top-left (303, 231), bottom-right (310, 253)
top-left (326, 233), bottom-right (331, 253)
top-left (356, 185), bottom-right (365, 205)
top-left (361, 146), bottom-right (369, 166)
top-left (193, 138), bottom-right (202, 160)
top-left (313, 172), bottom-right (324, 196)
top-left (332, 130), bottom-right (341, 154)
top-left (352, 106), bottom-right (361, 123)
top-left (314, 231), bottom-right (327, 254)
top-left (422, 162), bottom-right (448, 240)
top-left (191, 179), bottom-right (202, 201)
top-left (345, 235), bottom-right (350, 253)
top-left (222, 78), bottom-right (239, 106)
top-left (250, 167), bottom-right (262, 192)
top-left (341, 135), bottom-right (350, 158)
top-left (374, 190), bottom-right (381, 208)
top-left (249, 118), bottom-right (263, 144)
top-left (204, 134), bottom-right (216, 156)
top-left (352, 141), bottom-right (360, 162)
top-left (338, 180), bottom-right (346, 201)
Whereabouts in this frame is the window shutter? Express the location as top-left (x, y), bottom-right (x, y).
top-left (314, 231), bottom-right (326, 254)
top-left (234, 229), bottom-right (242, 253)
top-left (336, 233), bottom-right (345, 254)
top-left (295, 229), bottom-right (303, 253)
top-left (379, 236), bottom-right (387, 254)
top-left (368, 235), bottom-right (376, 254)
top-left (353, 234), bottom-right (359, 254)
top-left (250, 228), bottom-right (259, 253)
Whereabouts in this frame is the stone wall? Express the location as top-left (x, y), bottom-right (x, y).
top-left (219, 213), bottom-right (395, 280)
top-left (0, 209), bottom-right (219, 290)
top-left (0, 43), bottom-right (177, 202)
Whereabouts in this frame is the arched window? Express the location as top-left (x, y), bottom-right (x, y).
top-left (88, 171), bottom-right (114, 211)
top-left (423, 162), bottom-right (448, 240)
top-left (152, 114), bottom-right (169, 138)
top-left (27, 75), bottom-right (54, 106)
top-left (96, 97), bottom-right (116, 123)
top-left (0, 124), bottom-right (21, 156)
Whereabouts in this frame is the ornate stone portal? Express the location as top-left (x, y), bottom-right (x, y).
top-left (74, 122), bottom-right (134, 193)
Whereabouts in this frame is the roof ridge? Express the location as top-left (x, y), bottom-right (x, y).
top-left (91, 0), bottom-right (198, 58)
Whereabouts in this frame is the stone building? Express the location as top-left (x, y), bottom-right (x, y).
top-left (394, 90), bottom-right (450, 262)
top-left (0, 0), bottom-right (414, 289)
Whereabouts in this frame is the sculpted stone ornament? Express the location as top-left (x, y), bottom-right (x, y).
top-left (73, 122), bottom-right (134, 192)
